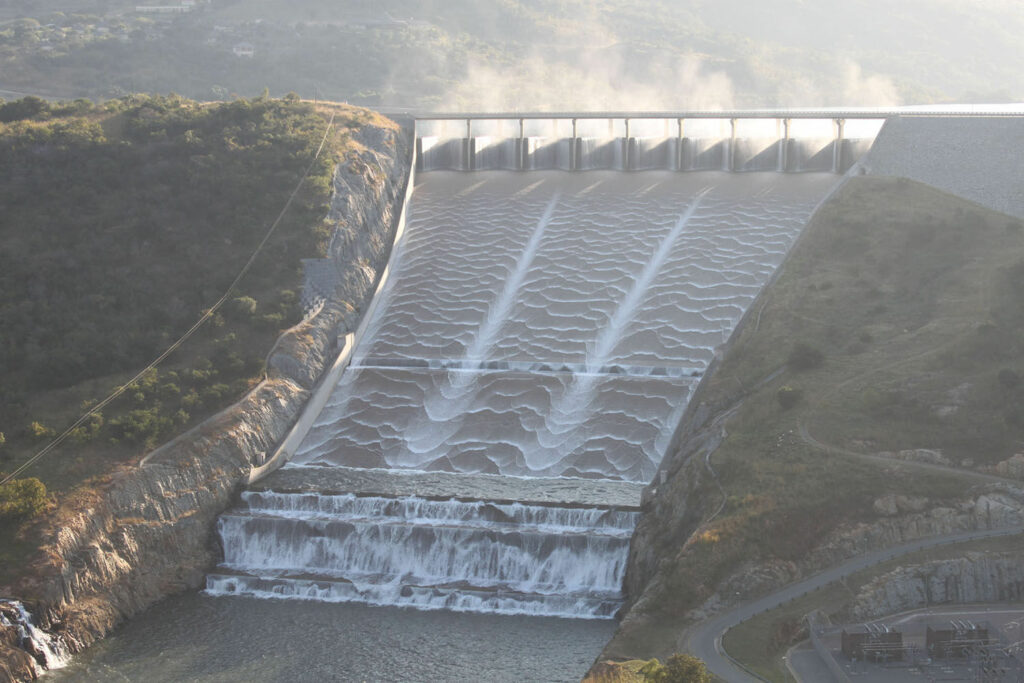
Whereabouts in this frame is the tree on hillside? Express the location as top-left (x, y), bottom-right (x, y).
top-left (640, 654), bottom-right (712, 683)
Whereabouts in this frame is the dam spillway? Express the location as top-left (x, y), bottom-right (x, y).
top-left (208, 124), bottom-right (861, 618)
top-left (291, 172), bottom-right (837, 481)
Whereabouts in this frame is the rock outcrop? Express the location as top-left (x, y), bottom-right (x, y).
top-left (0, 116), bottom-right (411, 681)
top-left (0, 622), bottom-right (35, 683)
top-left (851, 550), bottom-right (1024, 620)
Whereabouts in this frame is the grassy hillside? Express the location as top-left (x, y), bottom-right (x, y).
top-left (0, 95), bottom-right (393, 581)
top-left (621, 176), bottom-right (1024, 657)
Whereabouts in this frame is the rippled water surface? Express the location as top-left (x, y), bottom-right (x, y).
top-left (50, 593), bottom-right (614, 682)
top-left (203, 169), bottom-right (841, 620)
top-left (294, 171), bottom-right (837, 482)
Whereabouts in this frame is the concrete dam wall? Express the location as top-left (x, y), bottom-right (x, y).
top-left (860, 115), bottom-right (1024, 218)
top-left (209, 116), bottom-right (863, 619)
top-left (417, 115), bottom-right (882, 173)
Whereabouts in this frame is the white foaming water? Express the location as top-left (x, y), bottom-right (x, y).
top-left (455, 192), bottom-right (560, 377)
top-left (212, 169), bottom-right (842, 620)
top-left (535, 189), bottom-right (709, 466)
top-left (415, 191), bottom-right (561, 442)
top-left (0, 600), bottom-right (71, 673)
top-left (206, 492), bottom-right (636, 619)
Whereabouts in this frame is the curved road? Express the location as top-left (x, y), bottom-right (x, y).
top-left (684, 526), bottom-right (1021, 682)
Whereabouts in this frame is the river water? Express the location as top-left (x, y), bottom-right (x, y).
top-left (49, 592), bottom-right (614, 682)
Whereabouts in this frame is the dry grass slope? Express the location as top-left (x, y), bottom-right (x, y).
top-left (615, 176), bottom-right (1024, 661)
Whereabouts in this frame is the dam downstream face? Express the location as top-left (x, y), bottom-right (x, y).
top-left (296, 171), bottom-right (838, 480)
top-left (206, 170), bottom-right (841, 623)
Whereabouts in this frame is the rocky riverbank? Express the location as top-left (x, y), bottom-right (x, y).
top-left (0, 115), bottom-right (411, 682)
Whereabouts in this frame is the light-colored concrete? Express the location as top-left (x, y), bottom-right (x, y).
top-left (246, 333), bottom-right (353, 483)
top-left (246, 140), bottom-right (419, 483)
top-left (861, 116), bottom-right (1024, 218)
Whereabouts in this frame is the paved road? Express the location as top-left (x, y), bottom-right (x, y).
top-left (684, 526), bottom-right (1022, 682)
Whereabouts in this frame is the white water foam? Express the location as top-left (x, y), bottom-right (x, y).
top-left (206, 492), bottom-right (636, 619)
top-left (0, 600), bottom-right (71, 674)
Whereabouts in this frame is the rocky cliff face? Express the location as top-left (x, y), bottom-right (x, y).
top-left (0, 117), bottom-right (411, 682)
top-left (851, 550), bottom-right (1024, 620)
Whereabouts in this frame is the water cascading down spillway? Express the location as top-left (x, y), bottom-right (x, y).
top-left (206, 117), bottom-right (872, 619)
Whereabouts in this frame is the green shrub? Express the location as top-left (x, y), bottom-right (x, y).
top-left (776, 385), bottom-right (802, 410)
top-left (109, 407), bottom-right (173, 446)
top-left (0, 477), bottom-right (48, 520)
top-left (640, 654), bottom-right (711, 683)
top-left (998, 368), bottom-right (1021, 390)
top-left (70, 413), bottom-right (104, 444)
top-left (200, 383), bottom-right (232, 407)
top-left (787, 343), bottom-right (824, 371)
top-left (0, 96), bottom-right (50, 123)
top-left (228, 296), bottom-right (258, 320)
top-left (28, 421), bottom-right (55, 439)
top-left (258, 312), bottom-right (285, 330)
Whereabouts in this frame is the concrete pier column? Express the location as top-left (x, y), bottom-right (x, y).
top-left (833, 118), bottom-right (846, 173)
top-left (728, 118), bottom-right (738, 171)
top-left (415, 136), bottom-right (424, 172)
top-left (780, 118), bottom-right (791, 172)
top-left (518, 117), bottom-right (526, 171)
top-left (676, 118), bottom-right (685, 171)
top-left (571, 118), bottom-right (578, 171)
top-left (624, 118), bottom-right (631, 171)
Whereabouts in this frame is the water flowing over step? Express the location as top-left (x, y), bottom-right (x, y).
top-left (257, 466), bottom-right (644, 509)
top-left (207, 491), bottom-right (638, 619)
top-left (353, 357), bottom-right (705, 379)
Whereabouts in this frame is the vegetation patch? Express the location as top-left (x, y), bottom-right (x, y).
top-left (0, 94), bottom-right (392, 584)
top-left (0, 477), bottom-right (49, 521)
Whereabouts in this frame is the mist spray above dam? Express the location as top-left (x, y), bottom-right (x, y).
top-left (206, 114), bottom-right (882, 619)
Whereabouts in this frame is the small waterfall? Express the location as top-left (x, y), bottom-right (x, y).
top-left (0, 600), bottom-right (71, 674)
top-left (207, 492), bottom-right (637, 619)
